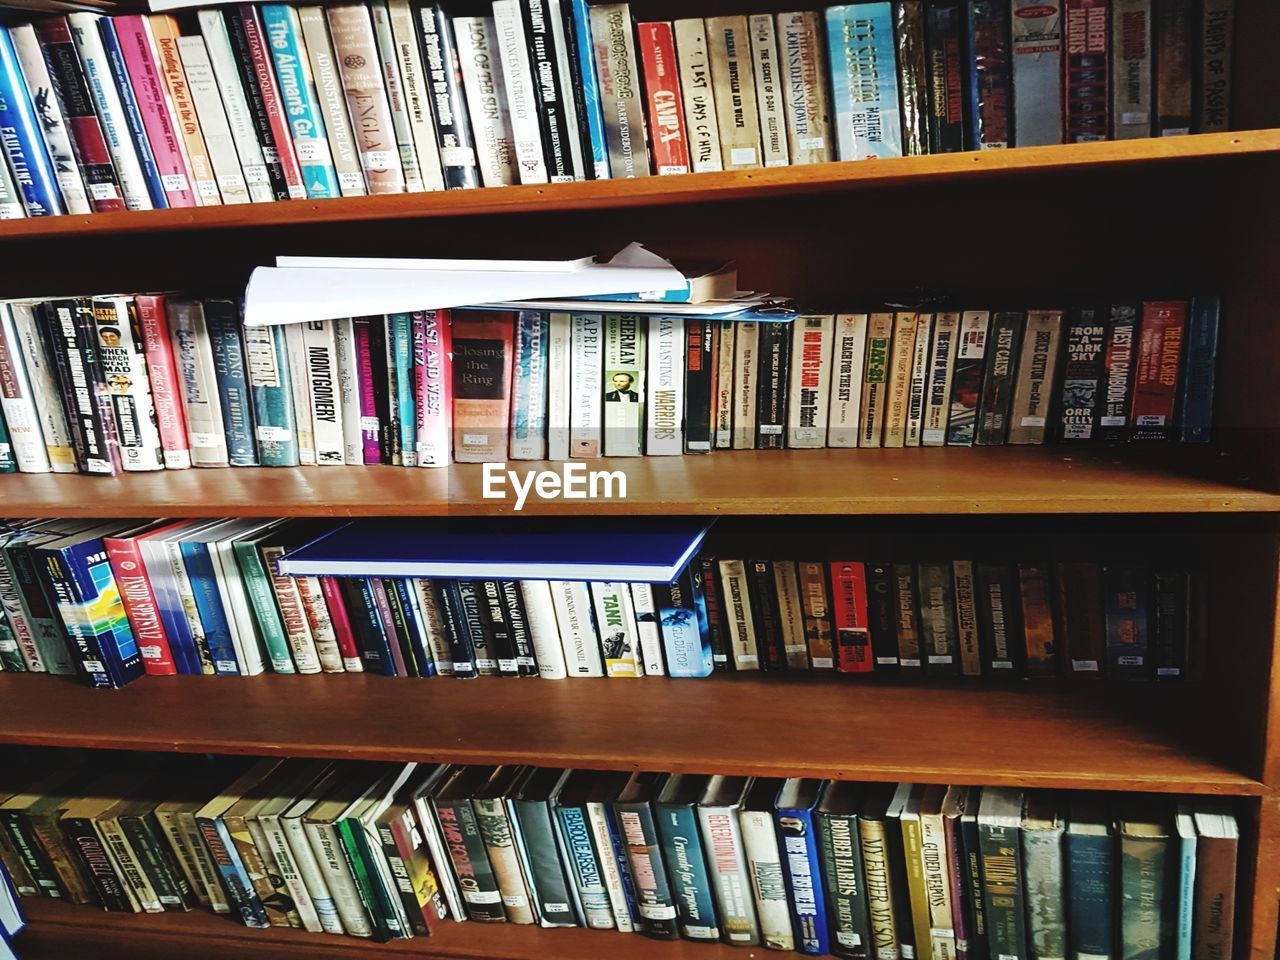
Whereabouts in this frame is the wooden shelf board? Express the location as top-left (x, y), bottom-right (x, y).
top-left (2, 446), bottom-right (1275, 517)
top-left (0, 673), bottom-right (1261, 795)
top-left (0, 131), bottom-right (1273, 241)
top-left (16, 898), bottom-right (737, 960)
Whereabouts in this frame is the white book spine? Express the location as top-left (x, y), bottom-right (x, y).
top-left (303, 819), bottom-right (372, 936)
top-left (492, 0), bottom-right (548, 184)
top-left (295, 575), bottom-right (345, 672)
top-left (302, 320), bottom-right (346, 464)
top-left (411, 578), bottom-right (454, 676)
top-left (258, 813), bottom-right (322, 933)
top-left (748, 14), bottom-right (789, 167)
top-left (905, 314), bottom-right (934, 447)
top-left (546, 0), bottom-right (586, 180)
top-left (519, 580), bottom-right (568, 679)
top-left (0, 305), bottom-right (50, 472)
top-left (602, 314), bottom-right (644, 457)
top-left (196, 10), bottom-right (273, 202)
top-left (332, 317), bottom-right (363, 465)
top-left (370, 0), bottom-right (427, 191)
top-left (176, 35), bottom-right (251, 205)
top-left (99, 297), bottom-right (164, 472)
top-left (786, 313), bottom-right (834, 449)
top-left (590, 581), bottom-right (642, 678)
top-left (10, 24), bottom-right (90, 213)
top-left (674, 19), bottom-right (724, 173)
top-left (585, 801), bottom-right (634, 933)
top-left (714, 320), bottom-right (735, 447)
top-left (569, 313), bottom-right (602, 458)
top-left (209, 540), bottom-right (262, 675)
top-left (546, 311), bottom-right (572, 460)
top-left (826, 312), bottom-right (868, 448)
top-left (283, 323), bottom-right (316, 464)
top-left (168, 301), bottom-right (229, 467)
top-left (549, 580), bottom-right (603, 677)
top-left (7, 303), bottom-right (76, 472)
top-left (920, 812), bottom-right (957, 957)
top-left (731, 322), bottom-right (759, 450)
top-left (387, 0), bottom-right (446, 191)
top-left (739, 809), bottom-right (794, 950)
top-left (66, 13), bottom-right (153, 210)
top-left (718, 559), bottom-right (759, 670)
top-left (297, 5), bottom-right (366, 196)
top-left (628, 582), bottom-right (665, 676)
top-left (645, 316), bottom-right (684, 456)
top-left (283, 815), bottom-right (343, 934)
top-left (772, 560), bottom-right (808, 669)
top-left (453, 16), bottom-right (519, 188)
top-left (922, 312), bottom-right (961, 446)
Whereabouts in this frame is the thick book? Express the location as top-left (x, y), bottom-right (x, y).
top-left (327, 3), bottom-right (404, 193)
top-left (590, 4), bottom-right (650, 179)
top-left (976, 562), bottom-right (1025, 677)
top-left (697, 775), bottom-right (759, 945)
top-left (0, 28), bottom-right (65, 216)
top-left (978, 788), bottom-right (1028, 960)
top-left (1098, 303), bottom-right (1141, 441)
top-left (4, 302), bottom-right (76, 471)
top-left (452, 311), bottom-right (514, 463)
top-left (653, 570), bottom-right (714, 678)
top-left (205, 300), bottom-right (258, 466)
top-left (1103, 565), bottom-right (1150, 679)
top-left (895, 0), bottom-right (928, 155)
top-left (974, 310), bottom-right (1025, 446)
top-left (1129, 300), bottom-right (1188, 442)
top-left (966, 0), bottom-right (1011, 148)
top-left (552, 770), bottom-right (614, 929)
top-left (653, 775), bottom-right (720, 941)
top-left (472, 767), bottom-right (536, 924)
top-left (1011, 0), bottom-right (1063, 145)
top-left (1155, 0), bottom-right (1193, 135)
top-left (829, 561), bottom-right (871, 674)
top-left (1177, 296), bottom-right (1219, 443)
top-left (1054, 561), bottom-right (1106, 675)
top-left (612, 772), bottom-right (678, 940)
top-left (816, 780), bottom-right (871, 960)
top-left (741, 777), bottom-right (794, 950)
top-left (1067, 799), bottom-right (1114, 960)
top-left (918, 560), bottom-right (958, 675)
top-left (638, 22), bottom-right (689, 176)
top-left (1056, 307), bottom-right (1108, 441)
top-left (1190, 805), bottom-right (1237, 960)
top-left (673, 18), bottom-right (723, 174)
top-left (602, 314), bottom-right (645, 456)
top-left (826, 3), bottom-right (902, 159)
top-left (775, 778), bottom-right (829, 955)
top-left (945, 310), bottom-right (990, 446)
top-left (1196, 0), bottom-right (1233, 133)
top-left (1064, 0), bottom-right (1109, 142)
top-left (925, 1), bottom-right (965, 153)
top-left (706, 16), bottom-right (761, 170)
top-left (416, 4), bottom-right (479, 189)
top-left (9, 23), bottom-right (88, 214)
top-left (452, 15), bottom-right (519, 189)
top-left (1007, 309), bottom-right (1064, 445)
top-left (174, 33), bottom-right (250, 205)
top-left (1112, 0), bottom-right (1153, 139)
top-left (749, 14), bottom-right (787, 168)
top-left (1022, 794), bottom-right (1067, 960)
top-left (296, 4), bottom-right (365, 195)
top-left (1118, 802), bottom-right (1171, 959)
top-left (509, 768), bottom-right (579, 927)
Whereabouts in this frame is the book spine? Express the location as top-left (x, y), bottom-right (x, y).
top-left (1097, 303), bottom-right (1140, 441)
top-left (547, 580), bottom-right (602, 676)
top-left (178, 541), bottom-right (238, 675)
top-left (778, 805), bottom-right (828, 954)
top-left (510, 311), bottom-right (548, 459)
top-left (882, 312), bottom-right (917, 448)
top-left (943, 811), bottom-right (970, 960)
top-left (903, 313), bottom-right (933, 447)
top-left (796, 560), bottom-right (834, 670)
top-left (330, 317), bottom-right (360, 464)
top-left (819, 810), bottom-right (871, 960)
top-left (568, 313), bottom-right (602, 458)
top-left (548, 0), bottom-right (592, 180)
top-left (326, 3), bottom-right (403, 194)
top-left (825, 313), bottom-right (867, 448)
top-left (944, 311), bottom-right (989, 446)
top-left (1011, 0), bottom-right (1064, 145)
top-left (451, 313), bottom-right (515, 464)
top-left (409, 5), bottom-right (476, 191)
top-left (5, 305), bottom-right (74, 470)
top-left (602, 313), bottom-right (645, 456)
top-left (434, 799), bottom-right (505, 922)
top-left (302, 819), bottom-right (372, 936)
top-left (205, 302), bottom-right (258, 465)
top-left (786, 314), bottom-right (832, 449)
top-left (521, 0), bottom-right (575, 181)
top-left (260, 4), bottom-right (342, 199)
top-left (920, 811), bottom-right (957, 958)
top-left (368, 0), bottom-right (425, 194)
top-left (718, 559), bottom-right (758, 671)
top-left (714, 320), bottom-right (735, 448)
top-left (641, 315), bottom-right (683, 456)
top-left (98, 816), bottom-right (162, 911)
top-left (974, 311), bottom-right (1025, 446)
top-left (1057, 306), bottom-right (1108, 441)
top-left (378, 818), bottom-right (427, 935)
top-left (0, 552), bottom-right (37, 671)
top-left (1129, 300), bottom-right (1188, 442)
top-left (776, 11), bottom-right (832, 164)
top-left (244, 324), bottom-right (300, 466)
top-left (1196, 0), bottom-right (1233, 133)
top-left (104, 535), bottom-right (177, 675)
top-left (829, 561), bottom-right (872, 674)
top-left (10, 23), bottom-right (89, 214)
top-left (149, 16), bottom-right (220, 204)
top-left (133, 296), bottom-right (191, 468)
top-left (0, 28), bottom-right (64, 215)
top-left (857, 313), bottom-right (892, 447)
top-left (431, 579), bottom-right (475, 677)
top-left (1104, 565), bottom-right (1150, 679)
top-left (473, 798), bottom-right (535, 923)
top-left (920, 561), bottom-right (959, 674)
top-left (70, 298), bottom-right (125, 474)
top-left (925, 1), bottom-right (965, 153)
top-left (555, 803), bottom-right (613, 928)
top-left (979, 816), bottom-right (1027, 959)
top-left (62, 817), bottom-right (131, 910)
top-left (1067, 830), bottom-right (1113, 959)
top-left (119, 814), bottom-right (189, 910)
top-left (1007, 309), bottom-right (1064, 445)
top-left (229, 543), bottom-right (295, 674)
top-left (409, 578), bottom-right (452, 676)
top-left (351, 317), bottom-right (383, 463)
top-left (706, 15), bottom-right (760, 170)
top-left (312, 576), bottom-right (357, 671)
top-left (260, 547), bottom-right (322, 672)
top-left (259, 813), bottom-right (322, 932)
top-left (1177, 296), bottom-right (1219, 442)
top-left (516, 580), bottom-right (566, 679)
top-left (731, 321), bottom-right (758, 449)
top-left (1111, 0), bottom-right (1152, 139)
top-left (674, 18), bottom-right (723, 175)
top-left (857, 817), bottom-right (900, 959)
top-left (1155, 0), bottom-right (1193, 135)
top-left (491, 0), bottom-right (547, 184)
top-left (590, 3), bottom-right (651, 179)
top-left (700, 804), bottom-right (759, 944)
top-left (681, 319), bottom-right (713, 453)
top-left (952, 560), bottom-right (982, 677)
top-left (627, 582), bottom-right (664, 676)
top-left (296, 5), bottom-right (365, 195)
top-left (827, 2), bottom-right (902, 160)
top-left (655, 802), bottom-right (719, 941)
top-left (410, 309), bottom-right (452, 467)
top-left (771, 561), bottom-right (807, 671)
top-left (452, 16), bottom-right (519, 189)
top-left (199, 816), bottom-right (269, 927)
top-left (966, 0), bottom-right (1011, 148)
top-left (174, 35), bottom-right (250, 205)
top-left (747, 560), bottom-right (783, 670)
top-left (1023, 825), bottom-right (1067, 960)
top-left (657, 571), bottom-right (714, 677)
top-left (894, 0), bottom-right (928, 155)
top-left (511, 799), bottom-right (576, 926)
top-left (590, 581), bottom-right (642, 678)
top-left (388, 314), bottom-right (415, 465)
top-left (231, 5), bottom-right (306, 199)
top-left (301, 320), bottom-right (345, 464)
top-left (93, 297), bottom-right (164, 472)
top-left (1064, 0), bottom-right (1109, 142)
top-left (167, 300), bottom-right (229, 466)
top-left (922, 312), bottom-right (960, 446)
top-left (0, 311), bottom-right (50, 472)
top-left (616, 802), bottom-right (678, 939)
top-left (638, 22), bottom-right (689, 175)
top-left (890, 563), bottom-right (922, 676)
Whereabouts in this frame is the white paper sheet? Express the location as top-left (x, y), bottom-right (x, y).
top-left (242, 243), bottom-right (688, 327)
top-left (274, 254), bottom-right (596, 272)
top-left (476, 296), bottom-right (775, 316)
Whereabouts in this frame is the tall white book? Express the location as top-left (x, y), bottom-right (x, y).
top-left (645, 316), bottom-right (685, 456)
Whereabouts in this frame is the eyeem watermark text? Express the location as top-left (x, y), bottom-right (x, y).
top-left (482, 462), bottom-right (628, 511)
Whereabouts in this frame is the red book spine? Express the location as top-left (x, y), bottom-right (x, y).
top-left (352, 317), bottom-right (383, 464)
top-left (104, 534), bottom-right (178, 675)
top-left (239, 5), bottom-right (308, 199)
top-left (34, 17), bottom-right (126, 212)
top-left (412, 309), bottom-right (452, 468)
top-left (1129, 300), bottom-right (1187, 441)
top-left (320, 575), bottom-right (364, 671)
top-left (133, 295), bottom-right (191, 469)
top-left (829, 561), bottom-right (873, 673)
top-left (1064, 0), bottom-right (1110, 142)
top-left (637, 22), bottom-right (689, 175)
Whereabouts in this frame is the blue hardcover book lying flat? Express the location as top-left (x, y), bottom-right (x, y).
top-left (277, 518), bottom-right (713, 583)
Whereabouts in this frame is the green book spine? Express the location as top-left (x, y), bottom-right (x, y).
top-left (818, 810), bottom-right (871, 959)
top-left (337, 818), bottom-right (395, 941)
top-left (231, 541), bottom-right (296, 674)
top-left (980, 819), bottom-right (1027, 959)
top-left (1121, 835), bottom-right (1167, 959)
top-left (119, 815), bottom-right (189, 911)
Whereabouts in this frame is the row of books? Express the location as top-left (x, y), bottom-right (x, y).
top-left (0, 515), bottom-right (1202, 687)
top-left (1, 757), bottom-right (1241, 960)
top-left (0, 296), bottom-right (1220, 474)
top-left (0, 0), bottom-right (1237, 220)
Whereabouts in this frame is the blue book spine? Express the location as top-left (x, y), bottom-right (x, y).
top-left (567, 0), bottom-right (609, 178)
top-left (206, 301), bottom-right (259, 467)
top-left (39, 539), bottom-right (143, 688)
top-left (388, 314), bottom-right (416, 466)
top-left (825, 3), bottom-right (902, 160)
top-left (140, 548), bottom-right (200, 676)
top-left (1066, 830), bottom-right (1113, 960)
top-left (259, 4), bottom-right (341, 199)
top-left (391, 577), bottom-right (433, 676)
top-left (1177, 296), bottom-right (1219, 443)
top-left (0, 415), bottom-right (14, 471)
top-left (658, 570), bottom-right (714, 678)
top-left (196, 816), bottom-right (269, 928)
top-left (555, 804), bottom-right (614, 928)
top-left (605, 803), bottom-right (642, 926)
top-left (345, 577), bottom-right (396, 676)
top-left (178, 541), bottom-right (240, 675)
top-left (243, 324), bottom-right (300, 467)
top-left (511, 311), bottom-right (548, 457)
top-left (655, 801), bottom-right (721, 941)
top-left (1177, 830), bottom-right (1196, 960)
top-left (96, 18), bottom-right (167, 208)
top-left (0, 29), bottom-right (63, 216)
top-left (776, 804), bottom-right (829, 954)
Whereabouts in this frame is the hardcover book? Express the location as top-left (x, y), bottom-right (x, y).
top-left (826, 3), bottom-right (902, 159)
top-left (1010, 0), bottom-right (1063, 145)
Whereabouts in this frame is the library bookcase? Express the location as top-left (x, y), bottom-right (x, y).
top-left (2, 0), bottom-right (1279, 957)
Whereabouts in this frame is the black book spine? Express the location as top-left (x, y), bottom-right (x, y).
top-left (224, 9), bottom-right (291, 199)
top-left (37, 300), bottom-right (92, 471)
top-left (70, 297), bottom-right (123, 473)
top-left (881, 813), bottom-right (916, 959)
top-left (381, 578), bottom-right (419, 677)
top-left (613, 801), bottom-right (679, 940)
top-left (1, 812), bottom-right (62, 898)
top-left (391, 577), bottom-right (433, 676)
top-left (755, 322), bottom-right (789, 449)
top-left (433, 579), bottom-right (477, 678)
top-left (556, 0), bottom-right (595, 176)
top-left (683, 320), bottom-right (714, 453)
top-left (520, 0), bottom-right (575, 180)
top-left (1098, 303), bottom-right (1140, 442)
top-left (1056, 306), bottom-right (1109, 441)
top-left (416, 4), bottom-right (482, 189)
top-left (865, 562), bottom-right (899, 673)
top-left (1152, 571), bottom-right (1189, 680)
top-left (747, 559), bottom-right (785, 671)
top-left (891, 562), bottom-right (923, 677)
top-left (513, 799), bottom-right (577, 925)
top-left (500, 579), bottom-right (539, 676)
top-left (118, 815), bottom-right (187, 911)
top-left (698, 555), bottom-right (731, 669)
top-left (477, 579), bottom-right (520, 676)
top-left (457, 580), bottom-right (495, 675)
top-left (976, 562), bottom-right (1026, 677)
top-left (338, 577), bottom-right (395, 676)
top-left (925, 0), bottom-right (966, 152)
top-left (974, 311), bottom-right (1025, 446)
top-left (62, 816), bottom-right (132, 911)
top-left (366, 319), bottom-right (393, 463)
top-left (434, 799), bottom-right (504, 922)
